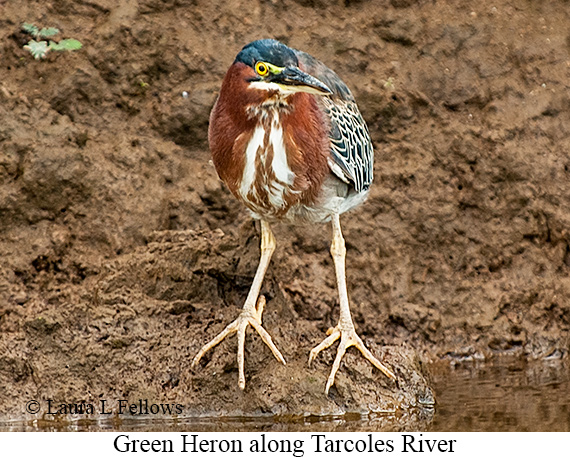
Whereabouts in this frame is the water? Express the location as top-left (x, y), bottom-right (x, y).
top-left (429, 358), bottom-right (570, 432)
top-left (2, 358), bottom-right (568, 432)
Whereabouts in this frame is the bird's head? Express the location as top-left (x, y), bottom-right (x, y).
top-left (222, 39), bottom-right (332, 107)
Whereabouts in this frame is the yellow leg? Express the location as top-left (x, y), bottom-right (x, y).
top-left (309, 214), bottom-right (395, 394)
top-left (192, 220), bottom-right (285, 390)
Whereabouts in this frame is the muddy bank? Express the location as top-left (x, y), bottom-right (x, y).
top-left (1, 0), bottom-right (569, 425)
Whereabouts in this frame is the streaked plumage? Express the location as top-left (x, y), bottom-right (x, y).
top-left (294, 48), bottom-right (374, 193)
top-left (194, 39), bottom-right (394, 394)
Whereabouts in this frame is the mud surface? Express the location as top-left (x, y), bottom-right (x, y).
top-left (1, 0), bottom-right (569, 427)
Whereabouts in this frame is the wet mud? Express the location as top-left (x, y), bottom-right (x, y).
top-left (1, 0), bottom-right (569, 426)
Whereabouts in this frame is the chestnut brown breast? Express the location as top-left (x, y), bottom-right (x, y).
top-left (209, 63), bottom-right (331, 220)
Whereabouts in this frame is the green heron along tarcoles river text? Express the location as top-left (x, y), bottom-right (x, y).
top-left (192, 39), bottom-right (395, 394)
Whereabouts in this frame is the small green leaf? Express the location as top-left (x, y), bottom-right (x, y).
top-left (49, 39), bottom-right (82, 52)
top-left (24, 40), bottom-right (49, 59)
top-left (38, 27), bottom-right (60, 38)
top-left (22, 23), bottom-right (39, 37)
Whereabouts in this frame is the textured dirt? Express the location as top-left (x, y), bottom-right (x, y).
top-left (1, 0), bottom-right (569, 428)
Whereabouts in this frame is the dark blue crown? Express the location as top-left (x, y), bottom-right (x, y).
top-left (234, 39), bottom-right (298, 68)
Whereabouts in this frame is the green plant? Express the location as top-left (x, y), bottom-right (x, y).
top-left (21, 23), bottom-right (82, 60)
top-left (383, 77), bottom-right (395, 90)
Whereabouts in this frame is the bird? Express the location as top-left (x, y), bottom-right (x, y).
top-left (191, 38), bottom-right (395, 394)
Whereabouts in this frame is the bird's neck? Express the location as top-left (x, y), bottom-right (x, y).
top-left (246, 94), bottom-right (294, 123)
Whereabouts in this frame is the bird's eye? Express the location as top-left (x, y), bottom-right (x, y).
top-left (255, 62), bottom-right (269, 76)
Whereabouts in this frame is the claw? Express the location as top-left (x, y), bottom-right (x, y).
top-left (310, 213), bottom-right (396, 394)
top-left (191, 299), bottom-right (286, 390)
top-left (309, 324), bottom-right (395, 394)
top-left (191, 221), bottom-right (284, 390)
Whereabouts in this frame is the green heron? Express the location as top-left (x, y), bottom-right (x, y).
top-left (192, 39), bottom-right (395, 394)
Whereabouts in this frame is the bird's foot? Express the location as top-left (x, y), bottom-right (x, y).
top-left (309, 323), bottom-right (396, 394)
top-left (191, 296), bottom-right (286, 390)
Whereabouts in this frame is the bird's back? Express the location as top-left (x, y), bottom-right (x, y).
top-left (296, 50), bottom-right (374, 194)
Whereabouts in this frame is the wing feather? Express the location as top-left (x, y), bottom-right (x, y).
top-left (322, 97), bottom-right (373, 192)
top-left (295, 50), bottom-right (374, 193)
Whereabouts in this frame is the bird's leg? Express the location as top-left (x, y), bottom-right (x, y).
top-left (191, 220), bottom-right (285, 390)
top-left (309, 214), bottom-right (395, 394)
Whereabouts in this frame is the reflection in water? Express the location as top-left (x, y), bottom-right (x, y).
top-left (2, 359), bottom-right (568, 432)
top-left (429, 358), bottom-right (570, 432)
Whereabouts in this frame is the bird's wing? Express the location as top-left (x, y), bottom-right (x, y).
top-left (295, 50), bottom-right (374, 193)
top-left (321, 97), bottom-right (374, 192)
